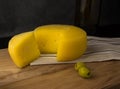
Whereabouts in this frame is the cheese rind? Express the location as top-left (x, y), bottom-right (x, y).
top-left (8, 31), bottom-right (40, 68)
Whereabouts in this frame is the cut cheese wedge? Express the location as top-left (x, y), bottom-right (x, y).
top-left (8, 24), bottom-right (87, 68)
top-left (34, 25), bottom-right (87, 61)
top-left (8, 31), bottom-right (40, 68)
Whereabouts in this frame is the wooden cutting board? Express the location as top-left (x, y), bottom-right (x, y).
top-left (0, 49), bottom-right (120, 89)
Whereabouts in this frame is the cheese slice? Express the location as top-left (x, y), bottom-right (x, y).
top-left (34, 25), bottom-right (87, 61)
top-left (8, 31), bottom-right (40, 68)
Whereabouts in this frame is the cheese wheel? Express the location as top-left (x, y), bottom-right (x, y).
top-left (8, 31), bottom-right (40, 68)
top-left (8, 24), bottom-right (87, 68)
top-left (34, 25), bottom-right (87, 61)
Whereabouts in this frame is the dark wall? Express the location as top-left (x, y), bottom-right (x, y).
top-left (77, 0), bottom-right (120, 37)
top-left (0, 0), bottom-right (76, 38)
top-left (99, 0), bottom-right (120, 26)
top-left (0, 0), bottom-right (76, 49)
top-left (95, 0), bottom-right (120, 37)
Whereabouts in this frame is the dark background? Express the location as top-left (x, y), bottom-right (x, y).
top-left (0, 0), bottom-right (75, 49)
top-left (0, 0), bottom-right (120, 49)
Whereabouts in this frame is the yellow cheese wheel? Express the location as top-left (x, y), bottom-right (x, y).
top-left (34, 25), bottom-right (87, 61)
top-left (8, 24), bottom-right (87, 68)
top-left (8, 31), bottom-right (40, 68)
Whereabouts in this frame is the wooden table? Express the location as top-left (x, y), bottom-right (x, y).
top-left (0, 49), bottom-right (120, 89)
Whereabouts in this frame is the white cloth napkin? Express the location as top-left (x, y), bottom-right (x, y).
top-left (30, 36), bottom-right (120, 65)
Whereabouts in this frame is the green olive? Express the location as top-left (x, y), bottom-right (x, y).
top-left (78, 67), bottom-right (91, 78)
top-left (75, 62), bottom-right (86, 71)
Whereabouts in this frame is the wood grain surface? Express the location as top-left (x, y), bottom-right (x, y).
top-left (0, 49), bottom-right (120, 89)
